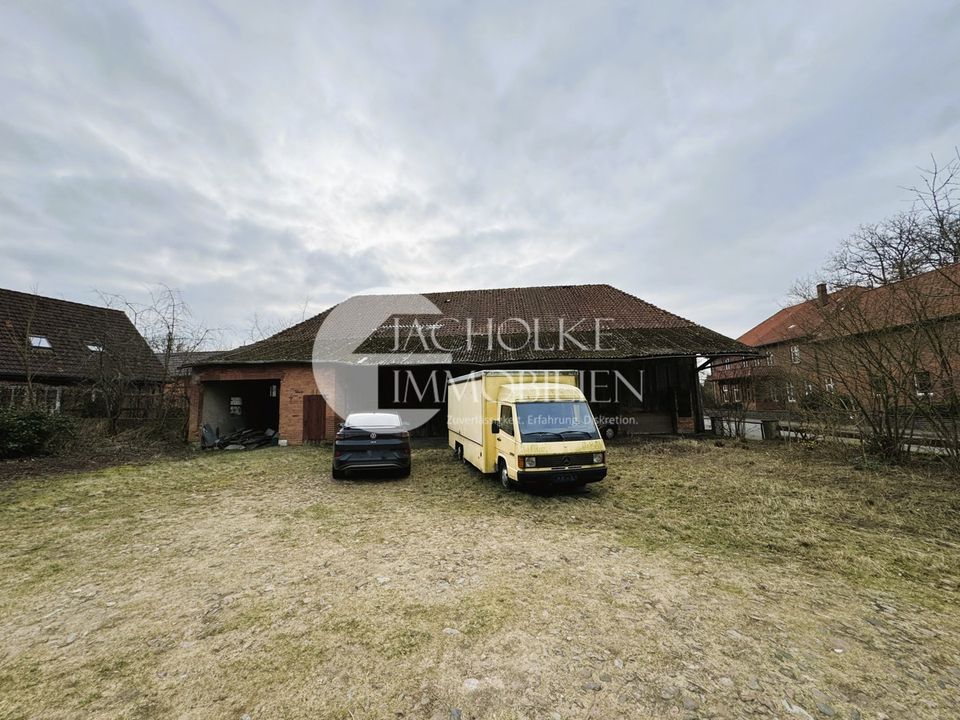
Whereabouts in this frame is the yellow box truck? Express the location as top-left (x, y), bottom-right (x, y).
top-left (447, 370), bottom-right (607, 489)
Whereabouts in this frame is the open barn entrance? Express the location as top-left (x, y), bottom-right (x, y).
top-left (201, 379), bottom-right (280, 437)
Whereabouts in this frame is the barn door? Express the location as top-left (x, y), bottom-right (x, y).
top-left (302, 395), bottom-right (326, 443)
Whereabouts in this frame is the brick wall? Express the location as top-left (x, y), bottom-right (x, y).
top-left (189, 363), bottom-right (339, 445)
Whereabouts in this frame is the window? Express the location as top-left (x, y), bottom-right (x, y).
top-left (786, 382), bottom-right (796, 403)
top-left (498, 404), bottom-right (514, 436)
top-left (87, 343), bottom-right (103, 352)
top-left (766, 353), bottom-right (774, 366)
top-left (229, 396), bottom-right (243, 416)
top-left (914, 371), bottom-right (933, 397)
top-left (790, 345), bottom-right (801, 364)
top-left (824, 377), bottom-right (835, 393)
top-left (269, 384), bottom-right (278, 398)
top-left (869, 376), bottom-right (885, 397)
top-left (29, 336), bottom-right (52, 349)
top-left (804, 382), bottom-right (814, 396)
top-left (514, 401), bottom-right (600, 442)
top-left (732, 384), bottom-right (742, 403)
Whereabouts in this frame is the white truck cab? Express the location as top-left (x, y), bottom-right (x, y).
top-left (447, 370), bottom-right (607, 489)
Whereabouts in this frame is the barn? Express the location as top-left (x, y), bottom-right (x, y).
top-left (188, 284), bottom-right (748, 443)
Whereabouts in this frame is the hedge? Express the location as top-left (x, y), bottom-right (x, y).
top-left (0, 407), bottom-right (76, 459)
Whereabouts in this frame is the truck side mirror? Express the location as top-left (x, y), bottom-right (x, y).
top-left (491, 420), bottom-right (500, 434)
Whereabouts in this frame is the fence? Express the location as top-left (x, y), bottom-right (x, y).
top-left (706, 415), bottom-right (781, 440)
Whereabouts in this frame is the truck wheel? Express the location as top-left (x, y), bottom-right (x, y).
top-left (499, 460), bottom-right (512, 490)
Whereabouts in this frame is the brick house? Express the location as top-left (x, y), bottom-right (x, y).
top-left (707, 263), bottom-right (960, 411)
top-left (189, 284), bottom-right (748, 443)
top-left (0, 287), bottom-right (164, 411)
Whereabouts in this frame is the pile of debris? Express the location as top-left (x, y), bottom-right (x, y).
top-left (201, 424), bottom-right (277, 451)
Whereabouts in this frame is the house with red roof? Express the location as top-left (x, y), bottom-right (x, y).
top-left (707, 263), bottom-right (960, 412)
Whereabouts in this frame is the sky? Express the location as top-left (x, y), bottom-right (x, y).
top-left (1, 1), bottom-right (959, 347)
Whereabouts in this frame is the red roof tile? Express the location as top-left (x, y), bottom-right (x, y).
top-left (199, 283), bottom-right (748, 365)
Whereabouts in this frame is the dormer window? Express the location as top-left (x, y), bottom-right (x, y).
top-left (87, 343), bottom-right (103, 352)
top-left (29, 336), bottom-right (52, 349)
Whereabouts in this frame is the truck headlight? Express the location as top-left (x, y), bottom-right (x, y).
top-left (523, 456), bottom-right (536, 468)
top-left (592, 452), bottom-right (605, 464)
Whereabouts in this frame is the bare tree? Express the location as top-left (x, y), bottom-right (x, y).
top-left (826, 211), bottom-right (931, 287)
top-left (245, 297), bottom-right (314, 343)
top-left (96, 285), bottom-right (219, 435)
top-left (825, 150), bottom-right (960, 292)
top-left (911, 150), bottom-right (960, 268)
top-left (798, 153), bottom-right (960, 468)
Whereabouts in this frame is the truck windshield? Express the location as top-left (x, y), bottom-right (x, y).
top-left (515, 401), bottom-right (600, 442)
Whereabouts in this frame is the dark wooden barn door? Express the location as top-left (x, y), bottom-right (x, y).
top-left (302, 395), bottom-right (326, 443)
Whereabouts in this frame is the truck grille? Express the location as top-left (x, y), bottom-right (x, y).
top-left (537, 452), bottom-right (596, 467)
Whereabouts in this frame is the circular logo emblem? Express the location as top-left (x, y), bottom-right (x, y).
top-left (370, 432), bottom-right (377, 439)
top-left (312, 294), bottom-right (451, 431)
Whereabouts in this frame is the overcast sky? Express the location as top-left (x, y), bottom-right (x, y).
top-left (2, 1), bottom-right (959, 346)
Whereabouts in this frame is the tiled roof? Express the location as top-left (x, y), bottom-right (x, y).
top-left (738, 263), bottom-right (960, 348)
top-left (159, 350), bottom-right (224, 377)
top-left (0, 288), bottom-right (164, 383)
top-left (737, 287), bottom-right (860, 347)
top-left (197, 284), bottom-right (748, 366)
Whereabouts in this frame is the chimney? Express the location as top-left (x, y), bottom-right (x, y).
top-left (816, 282), bottom-right (828, 307)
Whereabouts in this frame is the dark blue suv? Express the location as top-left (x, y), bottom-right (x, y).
top-left (332, 413), bottom-right (411, 479)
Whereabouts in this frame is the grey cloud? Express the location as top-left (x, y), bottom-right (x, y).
top-left (1, 1), bottom-right (959, 344)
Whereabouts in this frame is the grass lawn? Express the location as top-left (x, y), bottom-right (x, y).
top-left (1, 439), bottom-right (958, 719)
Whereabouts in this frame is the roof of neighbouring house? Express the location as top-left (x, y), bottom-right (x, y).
top-left (737, 262), bottom-right (960, 348)
top-left (737, 287), bottom-right (860, 347)
top-left (195, 283), bottom-right (749, 367)
top-left (0, 288), bottom-right (164, 383)
top-left (159, 350), bottom-right (224, 377)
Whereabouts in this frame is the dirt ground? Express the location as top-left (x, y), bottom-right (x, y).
top-left (0, 439), bottom-right (958, 719)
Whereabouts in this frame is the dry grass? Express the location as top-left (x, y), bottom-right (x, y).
top-left (0, 439), bottom-right (958, 719)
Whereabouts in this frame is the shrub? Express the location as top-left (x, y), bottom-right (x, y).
top-left (0, 408), bottom-right (77, 459)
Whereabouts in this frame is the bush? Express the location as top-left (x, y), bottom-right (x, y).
top-left (0, 408), bottom-right (77, 459)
